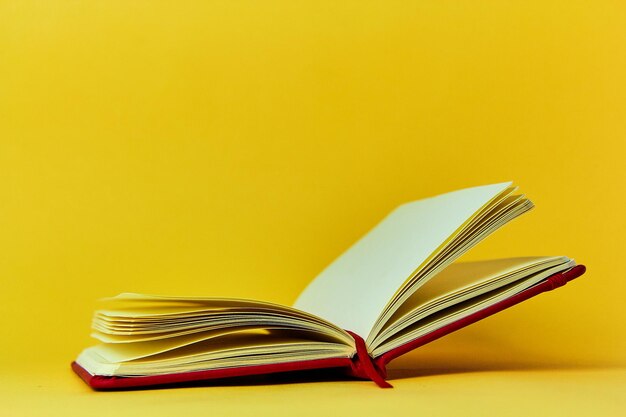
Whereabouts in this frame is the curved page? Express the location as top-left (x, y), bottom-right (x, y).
top-left (294, 182), bottom-right (515, 338)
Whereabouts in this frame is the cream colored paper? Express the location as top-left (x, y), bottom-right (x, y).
top-left (370, 256), bottom-right (572, 350)
top-left (294, 182), bottom-right (514, 337)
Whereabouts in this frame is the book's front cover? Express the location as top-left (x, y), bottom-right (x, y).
top-left (72, 357), bottom-right (354, 390)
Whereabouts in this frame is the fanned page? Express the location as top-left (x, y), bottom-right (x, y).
top-left (370, 256), bottom-right (575, 356)
top-left (76, 294), bottom-right (355, 377)
top-left (294, 182), bottom-right (531, 340)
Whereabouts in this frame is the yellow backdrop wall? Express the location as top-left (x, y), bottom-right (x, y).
top-left (1, 0), bottom-right (624, 383)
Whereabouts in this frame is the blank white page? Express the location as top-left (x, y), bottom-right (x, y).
top-left (293, 182), bottom-right (513, 337)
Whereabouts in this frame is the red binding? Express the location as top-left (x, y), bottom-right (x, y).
top-left (346, 331), bottom-right (392, 388)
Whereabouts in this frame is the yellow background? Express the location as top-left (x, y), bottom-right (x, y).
top-left (1, 1), bottom-right (625, 415)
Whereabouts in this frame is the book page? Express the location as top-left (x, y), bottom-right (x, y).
top-left (91, 293), bottom-right (354, 346)
top-left (369, 256), bottom-right (572, 351)
top-left (76, 295), bottom-right (358, 377)
top-left (77, 330), bottom-right (354, 377)
top-left (391, 257), bottom-right (564, 319)
top-left (372, 257), bottom-right (575, 356)
top-left (293, 182), bottom-right (513, 337)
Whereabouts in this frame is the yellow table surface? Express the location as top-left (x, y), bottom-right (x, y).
top-left (3, 339), bottom-right (625, 417)
top-left (4, 369), bottom-right (625, 417)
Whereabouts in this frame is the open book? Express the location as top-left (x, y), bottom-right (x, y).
top-left (72, 182), bottom-right (586, 389)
